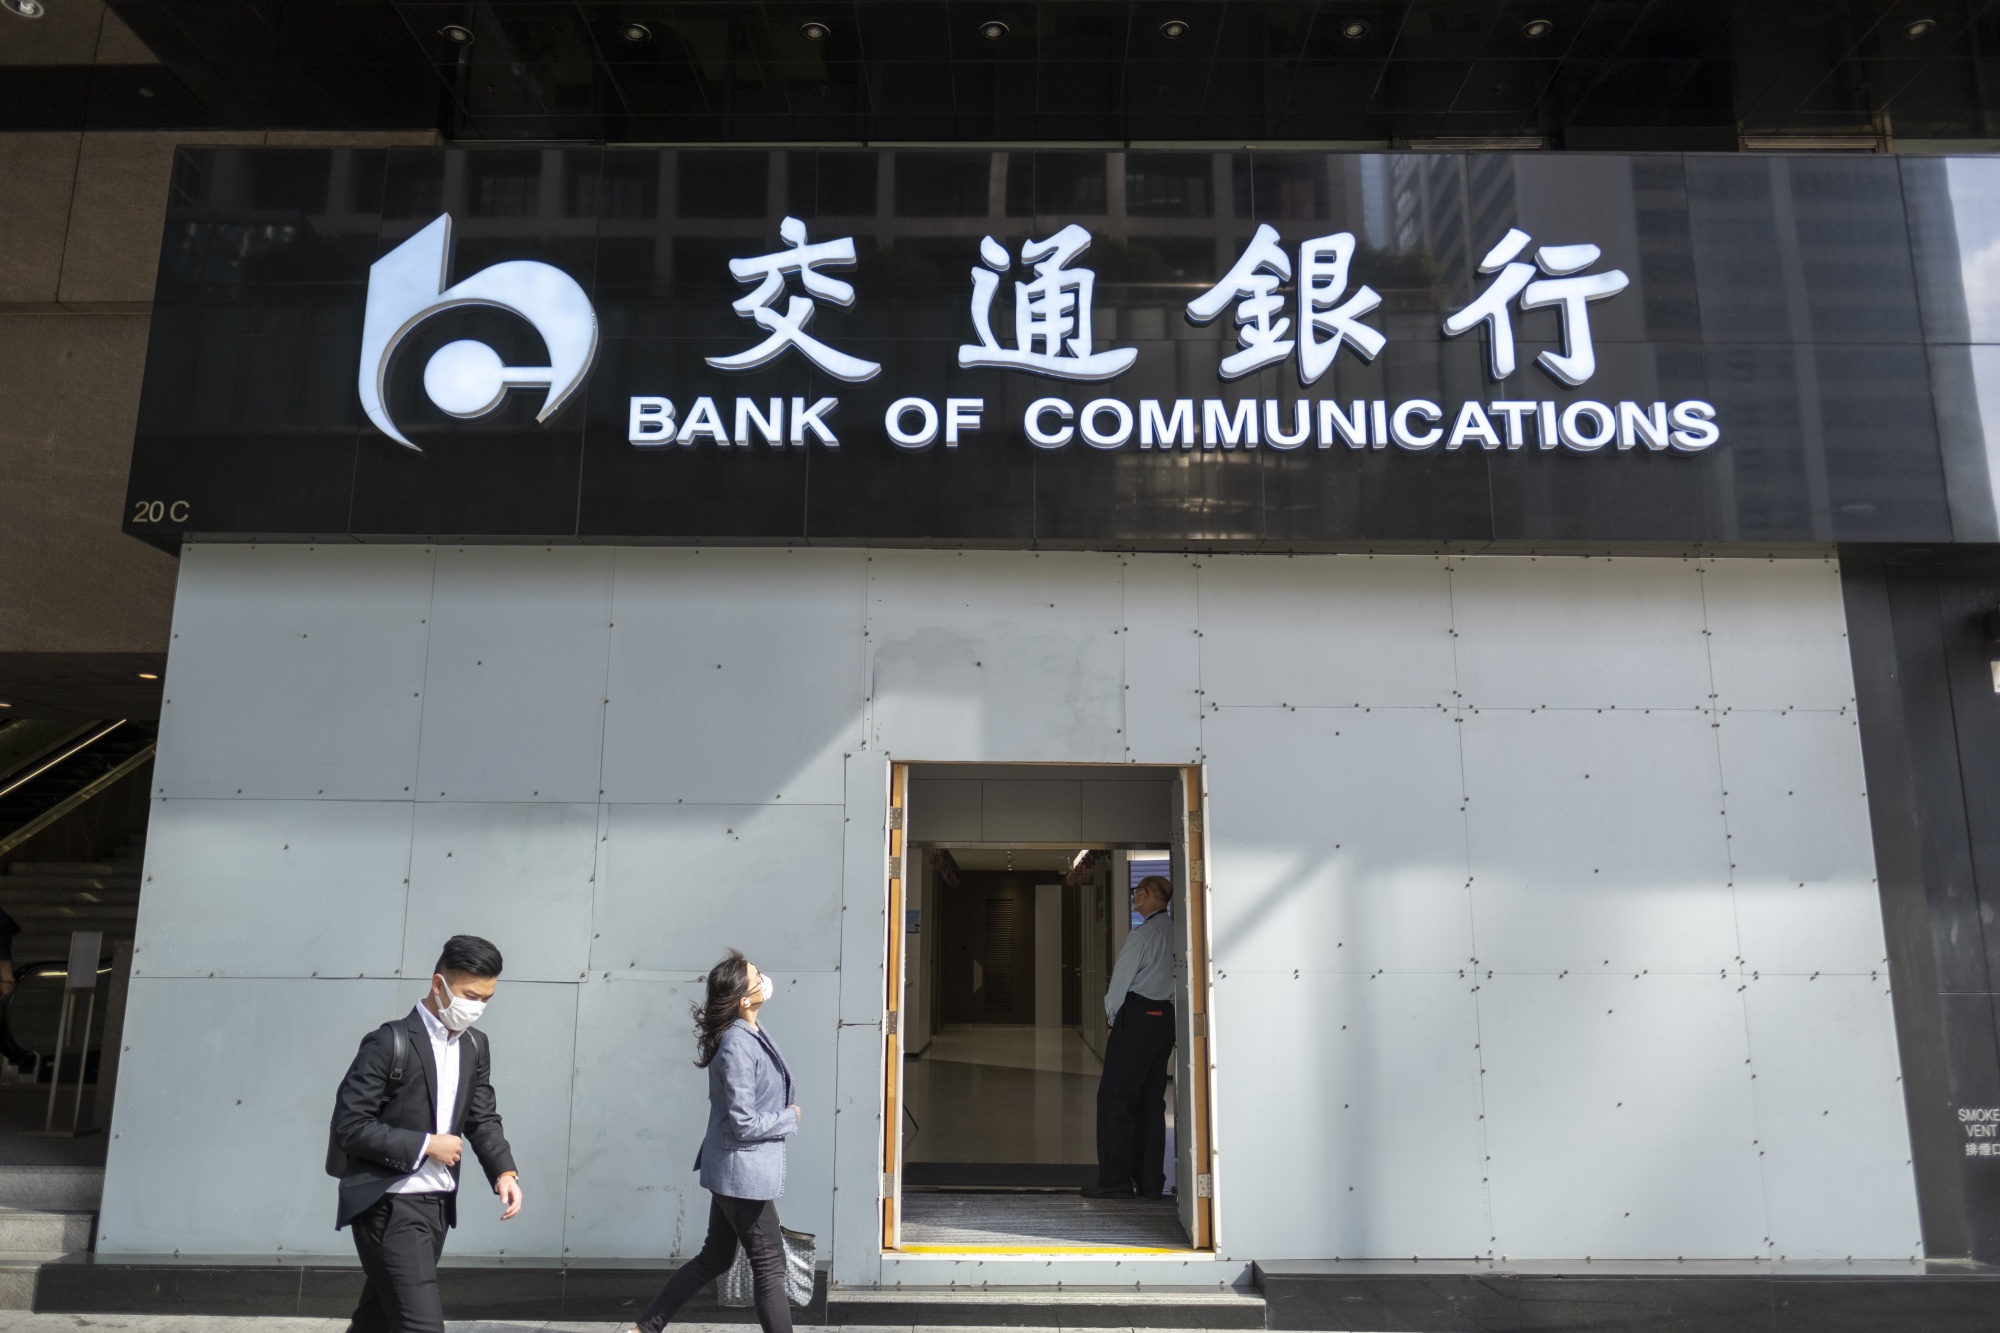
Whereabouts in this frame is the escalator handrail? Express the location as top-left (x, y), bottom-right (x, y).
top-left (0, 721), bottom-right (107, 793)
top-left (0, 721), bottom-right (125, 803)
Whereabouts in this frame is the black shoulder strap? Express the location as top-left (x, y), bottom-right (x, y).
top-left (389, 1021), bottom-right (409, 1084)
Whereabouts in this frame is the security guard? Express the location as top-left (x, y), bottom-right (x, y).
top-left (1085, 874), bottom-right (1177, 1199)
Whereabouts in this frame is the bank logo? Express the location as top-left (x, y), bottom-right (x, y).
top-left (358, 214), bottom-right (598, 450)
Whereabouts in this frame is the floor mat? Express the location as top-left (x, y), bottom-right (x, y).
top-left (899, 1190), bottom-right (1189, 1249)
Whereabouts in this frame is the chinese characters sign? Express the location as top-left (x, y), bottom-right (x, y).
top-left (365, 210), bottom-right (1716, 459)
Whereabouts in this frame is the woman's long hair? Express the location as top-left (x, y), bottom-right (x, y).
top-left (693, 949), bottom-right (752, 1068)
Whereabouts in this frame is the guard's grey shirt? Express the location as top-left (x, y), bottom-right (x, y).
top-left (1105, 908), bottom-right (1176, 1024)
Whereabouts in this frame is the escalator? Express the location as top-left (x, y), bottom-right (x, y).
top-left (0, 719), bottom-right (154, 1081)
top-left (0, 720), bottom-right (157, 861)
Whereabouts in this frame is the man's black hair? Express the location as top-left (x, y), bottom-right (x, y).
top-left (434, 934), bottom-right (504, 979)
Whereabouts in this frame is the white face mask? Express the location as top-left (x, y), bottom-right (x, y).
top-left (435, 978), bottom-right (487, 1032)
top-left (757, 973), bottom-right (775, 1004)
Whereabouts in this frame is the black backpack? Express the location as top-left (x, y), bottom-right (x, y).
top-left (325, 1022), bottom-right (410, 1177)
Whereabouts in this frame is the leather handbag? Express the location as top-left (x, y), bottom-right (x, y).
top-left (717, 1226), bottom-right (815, 1308)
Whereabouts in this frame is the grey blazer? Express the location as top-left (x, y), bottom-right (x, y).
top-left (694, 1019), bottom-right (798, 1200)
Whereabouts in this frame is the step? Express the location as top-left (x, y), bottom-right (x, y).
top-left (0, 1167), bottom-right (101, 1211)
top-left (829, 1285), bottom-right (1267, 1327)
top-left (5, 864), bottom-right (139, 879)
top-left (0, 878), bottom-right (141, 895)
top-left (0, 1209), bottom-right (92, 1254)
top-left (0, 1255), bottom-right (61, 1311)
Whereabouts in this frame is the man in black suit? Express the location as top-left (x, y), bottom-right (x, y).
top-left (331, 935), bottom-right (522, 1333)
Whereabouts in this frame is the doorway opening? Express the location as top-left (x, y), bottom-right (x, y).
top-left (882, 763), bottom-right (1214, 1254)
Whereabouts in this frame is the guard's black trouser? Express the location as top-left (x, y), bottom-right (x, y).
top-left (1095, 991), bottom-right (1176, 1196)
top-left (347, 1191), bottom-right (450, 1333)
top-left (636, 1192), bottom-right (793, 1333)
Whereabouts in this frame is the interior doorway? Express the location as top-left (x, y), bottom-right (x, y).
top-left (881, 764), bottom-right (1214, 1254)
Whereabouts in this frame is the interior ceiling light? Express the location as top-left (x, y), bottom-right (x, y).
top-left (1521, 18), bottom-right (1554, 38)
top-left (1070, 848), bottom-right (1091, 869)
top-left (621, 22), bottom-right (651, 42)
top-left (1159, 18), bottom-right (1189, 38)
top-left (439, 23), bottom-right (474, 44)
top-left (979, 19), bottom-right (1009, 40)
top-left (800, 20), bottom-right (830, 41)
top-left (1905, 17), bottom-right (1937, 37)
top-left (3, 0), bottom-right (46, 15)
top-left (137, 672), bottom-right (160, 680)
top-left (1340, 18), bottom-right (1370, 39)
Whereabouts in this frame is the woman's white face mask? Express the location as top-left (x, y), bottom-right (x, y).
top-left (757, 973), bottom-right (775, 1004)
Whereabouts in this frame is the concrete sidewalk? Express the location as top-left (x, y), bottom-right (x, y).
top-left (0, 1312), bottom-right (1224, 1320)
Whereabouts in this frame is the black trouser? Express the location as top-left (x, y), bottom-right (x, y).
top-left (636, 1192), bottom-right (793, 1333)
top-left (1096, 991), bottom-right (1176, 1196)
top-left (347, 1191), bottom-right (451, 1333)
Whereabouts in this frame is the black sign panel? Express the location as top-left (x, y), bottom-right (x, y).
top-left (126, 146), bottom-right (1999, 549)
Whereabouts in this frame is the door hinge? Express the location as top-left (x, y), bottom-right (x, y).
top-left (887, 853), bottom-right (902, 879)
top-left (885, 1010), bottom-right (900, 1036)
top-left (888, 807), bottom-right (905, 830)
top-left (883, 1172), bottom-right (896, 1196)
top-left (1188, 810), bottom-right (1204, 837)
top-left (1195, 1173), bottom-right (1213, 1198)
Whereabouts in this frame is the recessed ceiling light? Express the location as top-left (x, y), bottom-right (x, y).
top-left (2, 0), bottom-right (46, 17)
top-left (439, 23), bottom-right (473, 44)
top-left (138, 673), bottom-right (160, 681)
top-left (1905, 17), bottom-right (1937, 37)
top-left (621, 22), bottom-right (651, 42)
top-left (979, 19), bottom-right (1009, 40)
top-left (800, 20), bottom-right (830, 41)
top-left (1159, 19), bottom-right (1190, 39)
top-left (1340, 18), bottom-right (1371, 39)
top-left (1522, 18), bottom-right (1554, 38)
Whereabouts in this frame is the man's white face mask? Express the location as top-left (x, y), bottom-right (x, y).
top-left (435, 977), bottom-right (487, 1032)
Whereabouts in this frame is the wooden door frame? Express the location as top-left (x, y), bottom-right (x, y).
top-left (879, 761), bottom-right (1217, 1255)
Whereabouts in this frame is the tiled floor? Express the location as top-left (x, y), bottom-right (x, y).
top-left (902, 1026), bottom-right (1106, 1165)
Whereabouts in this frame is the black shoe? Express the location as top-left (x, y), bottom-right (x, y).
top-left (1081, 1182), bottom-right (1135, 1199)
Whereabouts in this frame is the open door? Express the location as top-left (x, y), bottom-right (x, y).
top-left (1170, 767), bottom-right (1214, 1248)
top-left (882, 762), bottom-right (908, 1250)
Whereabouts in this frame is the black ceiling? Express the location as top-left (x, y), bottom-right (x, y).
top-left (11, 1), bottom-right (2000, 144)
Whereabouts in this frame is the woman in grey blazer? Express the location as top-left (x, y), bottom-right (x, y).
top-left (630, 950), bottom-right (801, 1333)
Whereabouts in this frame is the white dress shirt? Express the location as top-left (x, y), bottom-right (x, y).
top-left (1104, 908), bottom-right (1176, 1024)
top-left (389, 1002), bottom-right (460, 1195)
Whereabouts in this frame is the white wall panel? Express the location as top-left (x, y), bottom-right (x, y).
top-left (907, 778), bottom-right (981, 841)
top-left (1196, 554), bottom-right (1455, 709)
top-left (868, 550), bottom-right (1125, 762)
top-left (1742, 975), bottom-right (1919, 1260)
top-left (449, 980), bottom-right (577, 1258)
top-left (403, 802), bottom-right (598, 984)
top-left (595, 803), bottom-right (844, 974)
top-left (1452, 557), bottom-right (1711, 711)
top-left (99, 977), bottom-right (412, 1254)
top-left (564, 971), bottom-right (838, 1260)
top-left (1718, 710), bottom-right (1885, 975)
top-left (111, 546), bottom-right (1911, 1268)
top-left (982, 778), bottom-right (1081, 843)
top-left (156, 543), bottom-right (432, 799)
top-left (1463, 709), bottom-right (1735, 974)
top-left (1122, 555), bottom-right (1201, 763)
top-left (1213, 972), bottom-right (1488, 1259)
top-left (601, 548), bottom-right (866, 806)
top-left (1701, 558), bottom-right (1856, 712)
top-left (1078, 778), bottom-right (1176, 844)
top-left (134, 798), bottom-right (411, 978)
top-left (1480, 973), bottom-right (1766, 1259)
top-left (415, 547), bottom-right (612, 804)
top-left (1203, 707), bottom-right (1472, 975)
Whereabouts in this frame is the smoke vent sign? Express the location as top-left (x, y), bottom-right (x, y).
top-left (360, 213), bottom-right (1716, 459)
